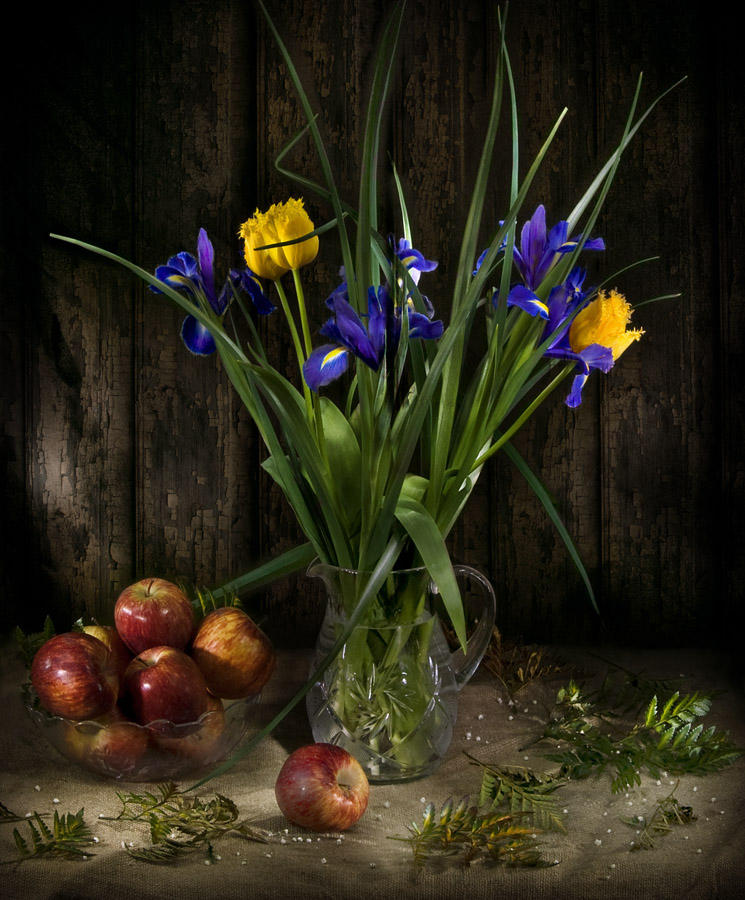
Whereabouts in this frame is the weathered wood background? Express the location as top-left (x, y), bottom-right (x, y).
top-left (2, 0), bottom-right (742, 647)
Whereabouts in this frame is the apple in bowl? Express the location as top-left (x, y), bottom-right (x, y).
top-left (124, 646), bottom-right (211, 737)
top-left (114, 577), bottom-right (194, 655)
top-left (59, 707), bottom-right (149, 776)
top-left (275, 744), bottom-right (370, 831)
top-left (30, 632), bottom-right (119, 720)
top-left (190, 607), bottom-right (276, 698)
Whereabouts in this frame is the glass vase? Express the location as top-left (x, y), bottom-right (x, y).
top-left (305, 560), bottom-right (496, 783)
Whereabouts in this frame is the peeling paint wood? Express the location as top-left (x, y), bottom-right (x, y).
top-left (3, 0), bottom-right (740, 648)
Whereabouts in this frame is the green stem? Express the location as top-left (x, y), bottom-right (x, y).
top-left (274, 277), bottom-right (314, 424)
top-left (291, 267), bottom-right (327, 462)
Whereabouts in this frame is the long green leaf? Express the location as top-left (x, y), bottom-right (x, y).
top-left (502, 440), bottom-right (597, 611)
top-left (394, 497), bottom-right (467, 649)
top-left (209, 543), bottom-right (316, 600)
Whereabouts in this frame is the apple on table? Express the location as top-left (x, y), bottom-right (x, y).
top-left (275, 743), bottom-right (370, 832)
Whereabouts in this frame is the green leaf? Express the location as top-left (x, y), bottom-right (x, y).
top-left (502, 440), bottom-right (597, 612)
top-left (208, 543), bottom-right (316, 603)
top-left (393, 496), bottom-right (466, 649)
top-left (319, 396), bottom-right (362, 523)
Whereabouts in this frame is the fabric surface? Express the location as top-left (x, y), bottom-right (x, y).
top-left (1, 641), bottom-right (743, 900)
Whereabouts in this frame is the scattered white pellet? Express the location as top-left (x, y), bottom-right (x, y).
top-left (321, 858), bottom-right (327, 864)
top-left (383, 800), bottom-right (390, 808)
top-left (477, 714), bottom-right (484, 720)
top-left (34, 785), bottom-right (41, 792)
top-left (53, 799), bottom-right (59, 804)
top-left (420, 797), bottom-right (426, 803)
top-left (594, 839), bottom-right (602, 846)
top-left (369, 862), bottom-right (376, 868)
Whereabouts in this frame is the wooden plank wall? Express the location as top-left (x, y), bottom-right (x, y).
top-left (2, 0), bottom-right (741, 648)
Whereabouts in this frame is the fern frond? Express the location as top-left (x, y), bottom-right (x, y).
top-left (469, 758), bottom-right (566, 833)
top-left (11, 809), bottom-right (95, 861)
top-left (393, 795), bottom-right (552, 867)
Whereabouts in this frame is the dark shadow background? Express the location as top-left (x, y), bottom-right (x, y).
top-left (1, 0), bottom-right (742, 649)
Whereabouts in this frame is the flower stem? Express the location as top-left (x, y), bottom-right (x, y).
top-left (274, 277), bottom-right (314, 424)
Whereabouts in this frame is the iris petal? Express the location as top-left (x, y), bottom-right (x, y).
top-left (181, 315), bottom-right (217, 356)
top-left (303, 344), bottom-right (350, 391)
top-left (507, 284), bottom-right (549, 319)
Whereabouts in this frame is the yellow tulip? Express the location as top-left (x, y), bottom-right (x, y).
top-left (569, 289), bottom-right (644, 360)
top-left (239, 199), bottom-right (319, 279)
top-left (274, 198), bottom-right (319, 270)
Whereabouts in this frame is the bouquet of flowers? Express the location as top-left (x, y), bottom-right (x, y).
top-left (53, 2), bottom-right (680, 783)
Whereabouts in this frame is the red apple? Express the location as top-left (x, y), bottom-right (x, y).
top-left (59, 706), bottom-right (149, 775)
top-left (123, 645), bottom-right (210, 736)
top-left (114, 577), bottom-right (194, 655)
top-left (31, 632), bottom-right (119, 720)
top-left (83, 625), bottom-right (132, 697)
top-left (149, 694), bottom-right (228, 765)
top-left (190, 607), bottom-right (277, 698)
top-left (275, 743), bottom-right (370, 832)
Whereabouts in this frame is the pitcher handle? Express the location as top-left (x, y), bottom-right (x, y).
top-left (448, 565), bottom-right (496, 691)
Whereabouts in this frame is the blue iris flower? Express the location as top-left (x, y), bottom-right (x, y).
top-left (540, 267), bottom-right (614, 408)
top-left (475, 205), bottom-right (605, 321)
top-left (303, 274), bottom-right (443, 392)
top-left (394, 238), bottom-right (438, 287)
top-left (151, 228), bottom-right (274, 356)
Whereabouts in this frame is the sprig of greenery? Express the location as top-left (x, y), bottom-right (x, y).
top-left (13, 617), bottom-right (56, 669)
top-left (9, 810), bottom-right (95, 862)
top-left (106, 783), bottom-right (269, 863)
top-left (541, 681), bottom-right (742, 792)
top-left (393, 795), bottom-right (552, 867)
top-left (623, 780), bottom-right (696, 850)
top-left (470, 759), bottom-right (567, 833)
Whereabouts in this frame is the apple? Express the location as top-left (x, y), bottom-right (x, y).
top-left (190, 607), bottom-right (277, 698)
top-left (83, 625), bottom-right (132, 697)
top-left (149, 693), bottom-right (228, 765)
top-left (124, 645), bottom-right (210, 736)
top-left (59, 706), bottom-right (149, 775)
top-left (31, 632), bottom-right (119, 720)
top-left (114, 577), bottom-right (194, 655)
top-left (274, 743), bottom-right (370, 831)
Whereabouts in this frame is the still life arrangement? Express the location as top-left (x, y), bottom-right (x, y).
top-left (8, 0), bottom-right (741, 874)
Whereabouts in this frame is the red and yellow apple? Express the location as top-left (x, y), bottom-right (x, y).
top-left (83, 624), bottom-right (132, 697)
top-left (59, 706), bottom-right (149, 775)
top-left (31, 632), bottom-right (119, 720)
top-left (274, 743), bottom-right (370, 831)
top-left (114, 577), bottom-right (194, 655)
top-left (123, 645), bottom-right (210, 736)
top-left (190, 607), bottom-right (276, 698)
top-left (149, 693), bottom-right (227, 765)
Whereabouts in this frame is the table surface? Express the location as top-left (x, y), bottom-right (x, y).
top-left (1, 641), bottom-right (743, 900)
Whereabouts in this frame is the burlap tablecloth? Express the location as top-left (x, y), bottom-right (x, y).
top-left (1, 641), bottom-right (743, 900)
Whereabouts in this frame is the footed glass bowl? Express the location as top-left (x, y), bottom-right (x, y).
top-left (23, 685), bottom-right (259, 782)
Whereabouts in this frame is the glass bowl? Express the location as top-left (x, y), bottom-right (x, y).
top-left (23, 685), bottom-right (259, 781)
